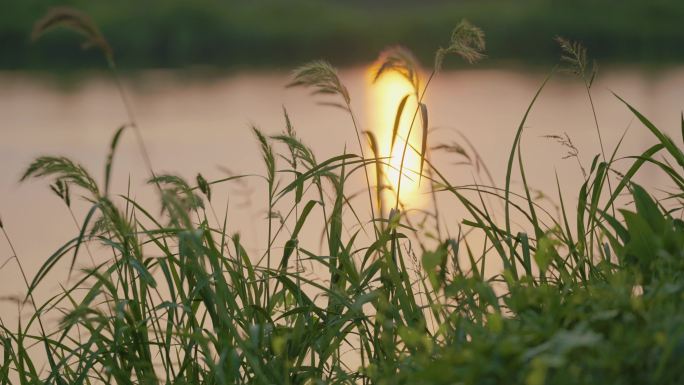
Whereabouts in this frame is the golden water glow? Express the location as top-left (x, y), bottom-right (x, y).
top-left (367, 67), bottom-right (425, 211)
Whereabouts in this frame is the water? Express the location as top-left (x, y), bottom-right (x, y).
top-left (1, 66), bottom-right (683, 304)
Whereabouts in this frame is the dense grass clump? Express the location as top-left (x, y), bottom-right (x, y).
top-left (2, 8), bottom-right (684, 385)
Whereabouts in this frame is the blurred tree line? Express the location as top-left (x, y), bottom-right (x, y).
top-left (3, 0), bottom-right (683, 70)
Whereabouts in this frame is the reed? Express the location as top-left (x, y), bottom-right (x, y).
top-left (1, 8), bottom-right (684, 385)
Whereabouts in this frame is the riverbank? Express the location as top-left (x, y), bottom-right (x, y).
top-left (5, 0), bottom-right (684, 70)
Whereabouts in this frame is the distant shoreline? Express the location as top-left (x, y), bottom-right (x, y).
top-left (4, 0), bottom-right (684, 70)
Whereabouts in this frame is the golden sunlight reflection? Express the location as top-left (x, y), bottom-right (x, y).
top-left (367, 67), bottom-right (426, 213)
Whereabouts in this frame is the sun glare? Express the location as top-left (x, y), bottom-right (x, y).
top-left (367, 67), bottom-right (425, 211)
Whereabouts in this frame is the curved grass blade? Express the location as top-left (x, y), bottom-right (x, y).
top-left (614, 93), bottom-right (684, 169)
top-left (391, 94), bottom-right (410, 154)
top-left (504, 73), bottom-right (553, 275)
top-left (364, 130), bottom-right (385, 219)
top-left (279, 200), bottom-right (318, 272)
top-left (104, 125), bottom-right (127, 197)
top-left (419, 102), bottom-right (428, 185)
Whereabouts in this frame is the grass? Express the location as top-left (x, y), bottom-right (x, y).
top-left (2, 7), bottom-right (684, 385)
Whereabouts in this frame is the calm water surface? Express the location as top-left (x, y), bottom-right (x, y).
top-left (1, 67), bottom-right (684, 303)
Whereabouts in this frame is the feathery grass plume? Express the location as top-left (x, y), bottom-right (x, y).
top-left (87, 214), bottom-right (110, 237)
top-left (33, 7), bottom-right (161, 201)
top-left (432, 142), bottom-right (471, 163)
top-left (373, 46), bottom-right (422, 94)
top-left (149, 174), bottom-right (204, 214)
top-left (253, 125), bottom-right (277, 307)
top-left (32, 7), bottom-right (113, 64)
top-left (273, 106), bottom-right (320, 172)
top-left (435, 19), bottom-right (486, 71)
top-left (21, 156), bottom-right (100, 198)
top-left (556, 36), bottom-right (587, 75)
top-left (271, 133), bottom-right (316, 170)
top-left (557, 37), bottom-right (611, 231)
top-left (253, 126), bottom-right (276, 186)
top-left (280, 106), bottom-right (298, 169)
top-left (288, 60), bottom-right (350, 108)
top-left (290, 60), bottom-right (379, 237)
top-left (556, 36), bottom-right (599, 87)
top-left (543, 132), bottom-right (587, 177)
top-left (196, 173), bottom-right (211, 202)
top-left (49, 179), bottom-right (71, 207)
top-left (284, 105), bottom-right (294, 137)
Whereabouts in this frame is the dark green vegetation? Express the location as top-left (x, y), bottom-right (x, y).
top-left (4, 0), bottom-right (684, 70)
top-left (2, 7), bottom-right (684, 385)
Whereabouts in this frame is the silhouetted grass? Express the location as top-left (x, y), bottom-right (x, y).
top-left (2, 8), bottom-right (684, 385)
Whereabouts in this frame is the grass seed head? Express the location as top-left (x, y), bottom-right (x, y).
top-left (374, 45), bottom-right (422, 94)
top-left (288, 60), bottom-right (350, 106)
top-left (435, 19), bottom-right (486, 71)
top-left (32, 7), bottom-right (113, 63)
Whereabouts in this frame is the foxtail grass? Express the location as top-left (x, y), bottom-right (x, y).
top-left (2, 8), bottom-right (684, 385)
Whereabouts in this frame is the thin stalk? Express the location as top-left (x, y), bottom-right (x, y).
top-left (266, 185), bottom-right (274, 309)
top-left (108, 61), bottom-right (155, 178)
top-left (1, 225), bottom-right (63, 384)
top-left (345, 105), bottom-right (380, 242)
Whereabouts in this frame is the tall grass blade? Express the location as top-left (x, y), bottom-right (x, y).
top-left (364, 130), bottom-right (385, 219)
top-left (504, 73), bottom-right (552, 275)
top-left (104, 125), bottom-right (126, 196)
top-left (418, 103), bottom-right (428, 185)
top-left (614, 93), bottom-right (684, 169)
top-left (391, 94), bottom-right (410, 154)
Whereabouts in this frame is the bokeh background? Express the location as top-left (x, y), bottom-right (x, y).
top-left (3, 0), bottom-right (684, 71)
top-left (1, 1), bottom-right (684, 299)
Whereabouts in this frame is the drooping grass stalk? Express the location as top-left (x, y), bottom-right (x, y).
top-left (32, 7), bottom-right (159, 193)
top-left (556, 38), bottom-right (607, 164)
top-left (288, 61), bottom-right (380, 242)
top-left (556, 37), bottom-right (619, 265)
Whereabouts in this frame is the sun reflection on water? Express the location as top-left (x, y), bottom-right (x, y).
top-left (367, 67), bottom-right (426, 212)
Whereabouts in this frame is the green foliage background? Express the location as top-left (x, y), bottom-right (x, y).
top-left (4, 0), bottom-right (684, 70)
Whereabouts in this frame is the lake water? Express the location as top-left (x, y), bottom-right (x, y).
top-left (1, 66), bottom-right (684, 306)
